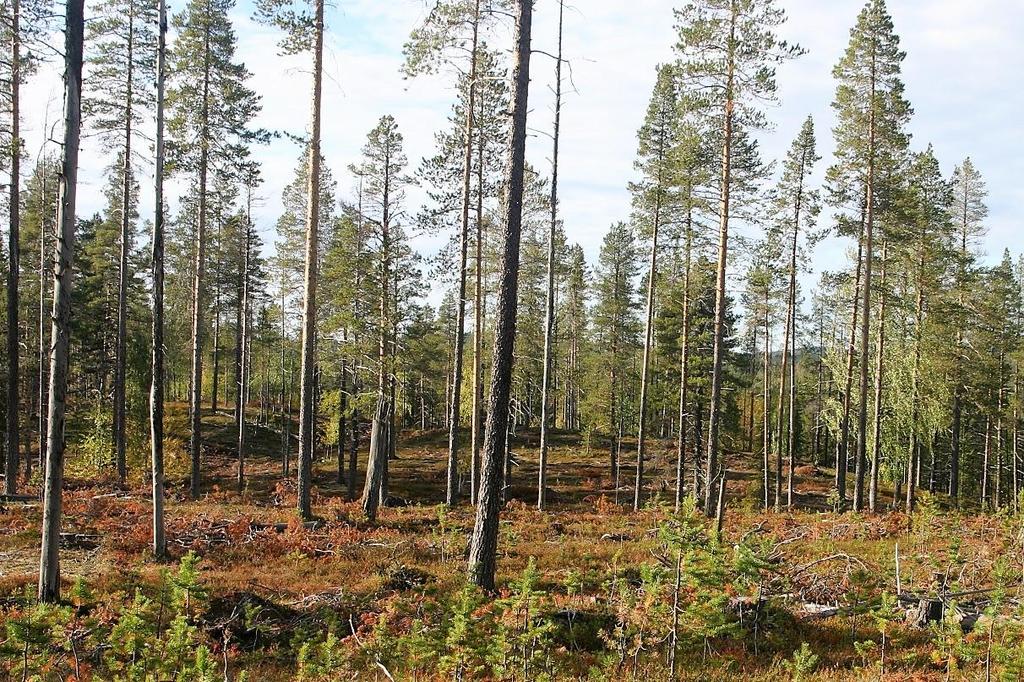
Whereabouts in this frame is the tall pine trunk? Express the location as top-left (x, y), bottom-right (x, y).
top-left (4, 0), bottom-right (22, 495)
top-left (634, 196), bottom-right (659, 511)
top-left (467, 0), bottom-right (532, 592)
top-left (188, 22), bottom-right (212, 500)
top-left (470, 83), bottom-right (486, 504)
top-left (837, 215), bottom-right (865, 509)
top-left (296, 0), bottom-right (325, 520)
top-left (150, 0), bottom-right (168, 558)
top-left (237, 194), bottom-right (253, 494)
top-left (870, 242), bottom-right (888, 511)
top-left (538, 0), bottom-right (563, 512)
top-left (445, 0), bottom-right (480, 505)
top-left (854, 66), bottom-right (878, 513)
top-left (38, 0), bottom-right (84, 602)
top-left (675, 219), bottom-right (692, 513)
top-left (113, 5), bottom-right (136, 484)
top-left (704, 2), bottom-right (737, 517)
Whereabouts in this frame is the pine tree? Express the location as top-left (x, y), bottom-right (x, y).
top-left (674, 0), bottom-right (802, 515)
top-left (828, 0), bottom-right (911, 511)
top-left (255, 0), bottom-right (327, 522)
top-left (167, 0), bottom-right (263, 499)
top-left (84, 0), bottom-right (157, 483)
top-left (772, 116), bottom-right (820, 509)
top-left (2, 0), bottom-right (52, 495)
top-left (630, 62), bottom-right (680, 511)
top-left (948, 157), bottom-right (987, 503)
top-left (589, 222), bottom-right (641, 496)
top-left (354, 116), bottom-right (413, 522)
top-left (537, 0), bottom-right (566, 512)
top-left (404, 0), bottom-right (487, 507)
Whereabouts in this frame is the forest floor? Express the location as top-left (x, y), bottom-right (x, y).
top-left (2, 403), bottom-right (1023, 680)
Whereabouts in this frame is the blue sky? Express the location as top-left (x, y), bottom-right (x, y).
top-left (22, 0), bottom-right (1024, 303)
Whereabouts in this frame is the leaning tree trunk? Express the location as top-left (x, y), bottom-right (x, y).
top-left (38, 0), bottom-right (84, 602)
top-left (467, 0), bottom-right (532, 592)
top-left (296, 0), bottom-right (324, 521)
top-left (704, 4), bottom-right (737, 517)
top-left (444, 0), bottom-right (481, 506)
top-left (537, 0), bottom-right (563, 512)
top-left (5, 0), bottom-right (22, 496)
top-left (150, 0), bottom-right (168, 559)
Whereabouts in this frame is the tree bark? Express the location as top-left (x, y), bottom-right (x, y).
top-left (38, 0), bottom-right (84, 602)
top-left (150, 0), bottom-right (168, 559)
top-left (296, 0), bottom-right (325, 521)
top-left (467, 0), bottom-right (532, 592)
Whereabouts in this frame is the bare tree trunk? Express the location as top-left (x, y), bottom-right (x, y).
top-left (150, 0), bottom-right (168, 559)
top-left (5, 0), bottom-right (22, 495)
top-left (113, 5), bottom-right (136, 484)
top-left (38, 0), bottom-right (84, 601)
top-left (296, 0), bottom-right (324, 521)
top-left (467, 0), bottom-right (532, 592)
top-left (188, 21), bottom-right (213, 500)
top-left (538, 0), bottom-right (563, 512)
top-left (704, 3), bottom-right (737, 517)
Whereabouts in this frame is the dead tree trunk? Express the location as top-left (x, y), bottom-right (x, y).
top-left (39, 0), bottom-right (84, 602)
